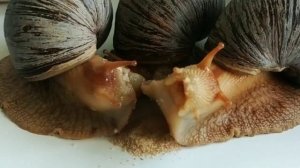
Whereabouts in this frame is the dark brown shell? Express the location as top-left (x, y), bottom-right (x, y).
top-left (207, 0), bottom-right (300, 75)
top-left (4, 0), bottom-right (113, 81)
top-left (114, 0), bottom-right (224, 65)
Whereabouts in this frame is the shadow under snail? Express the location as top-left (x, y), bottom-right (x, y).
top-left (140, 0), bottom-right (300, 146)
top-left (0, 0), bottom-right (300, 150)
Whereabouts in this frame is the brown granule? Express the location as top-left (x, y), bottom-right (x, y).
top-left (109, 96), bottom-right (180, 156)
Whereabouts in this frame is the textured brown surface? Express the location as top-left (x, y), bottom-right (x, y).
top-left (0, 57), bottom-right (119, 139)
top-left (184, 74), bottom-right (300, 145)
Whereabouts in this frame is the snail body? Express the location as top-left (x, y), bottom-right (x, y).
top-left (1, 0), bottom-right (144, 138)
top-left (142, 0), bottom-right (300, 145)
top-left (113, 0), bottom-right (225, 65)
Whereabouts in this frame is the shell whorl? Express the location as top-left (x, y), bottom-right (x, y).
top-left (4, 0), bottom-right (113, 81)
top-left (207, 0), bottom-right (300, 75)
top-left (114, 0), bottom-right (225, 65)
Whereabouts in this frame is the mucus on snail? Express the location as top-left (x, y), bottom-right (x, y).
top-left (139, 0), bottom-right (300, 145)
top-left (1, 0), bottom-right (144, 138)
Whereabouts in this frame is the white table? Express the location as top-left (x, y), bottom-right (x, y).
top-left (0, 2), bottom-right (300, 168)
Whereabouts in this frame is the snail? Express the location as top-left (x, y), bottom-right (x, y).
top-left (113, 0), bottom-right (225, 65)
top-left (0, 0), bottom-right (144, 138)
top-left (142, 0), bottom-right (300, 146)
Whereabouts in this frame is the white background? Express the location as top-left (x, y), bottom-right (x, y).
top-left (0, 1), bottom-right (300, 168)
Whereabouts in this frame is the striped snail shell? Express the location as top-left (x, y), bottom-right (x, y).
top-left (207, 0), bottom-right (300, 79)
top-left (113, 0), bottom-right (225, 65)
top-left (4, 0), bottom-right (113, 81)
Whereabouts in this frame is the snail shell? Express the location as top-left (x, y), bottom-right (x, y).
top-left (207, 0), bottom-right (300, 76)
top-left (4, 0), bottom-right (113, 81)
top-left (114, 0), bottom-right (225, 65)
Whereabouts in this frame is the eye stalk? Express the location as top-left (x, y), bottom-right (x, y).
top-left (198, 42), bottom-right (225, 70)
top-left (197, 42), bottom-right (232, 107)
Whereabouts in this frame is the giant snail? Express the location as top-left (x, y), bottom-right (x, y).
top-left (0, 0), bottom-right (144, 139)
top-left (114, 0), bottom-right (300, 146)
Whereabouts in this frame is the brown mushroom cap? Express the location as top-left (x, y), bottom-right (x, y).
top-left (0, 57), bottom-right (121, 139)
